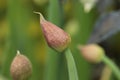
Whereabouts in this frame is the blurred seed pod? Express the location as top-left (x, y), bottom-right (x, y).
top-left (88, 11), bottom-right (120, 80)
top-left (88, 11), bottom-right (120, 61)
top-left (78, 44), bottom-right (105, 63)
top-left (10, 51), bottom-right (32, 80)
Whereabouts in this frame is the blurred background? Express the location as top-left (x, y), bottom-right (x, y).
top-left (0, 0), bottom-right (120, 80)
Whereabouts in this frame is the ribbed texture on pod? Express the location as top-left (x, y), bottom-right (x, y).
top-left (10, 51), bottom-right (32, 80)
top-left (38, 12), bottom-right (71, 52)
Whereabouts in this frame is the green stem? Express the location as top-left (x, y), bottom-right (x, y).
top-left (44, 0), bottom-right (64, 80)
top-left (44, 48), bottom-right (61, 80)
top-left (65, 48), bottom-right (79, 80)
top-left (48, 0), bottom-right (63, 27)
top-left (102, 55), bottom-right (120, 80)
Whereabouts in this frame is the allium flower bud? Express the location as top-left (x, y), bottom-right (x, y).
top-left (78, 44), bottom-right (105, 63)
top-left (34, 12), bottom-right (71, 52)
top-left (10, 51), bottom-right (32, 80)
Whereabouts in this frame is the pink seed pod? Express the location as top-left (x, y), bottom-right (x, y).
top-left (78, 44), bottom-right (105, 63)
top-left (10, 51), bottom-right (32, 80)
top-left (34, 12), bottom-right (71, 52)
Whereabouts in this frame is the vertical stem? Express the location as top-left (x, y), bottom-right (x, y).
top-left (1, 0), bottom-right (21, 77)
top-left (2, 0), bottom-right (40, 79)
top-left (65, 48), bottom-right (79, 80)
top-left (102, 56), bottom-right (120, 80)
top-left (44, 48), bottom-right (61, 80)
top-left (48, 0), bottom-right (63, 27)
top-left (72, 1), bottom-right (97, 80)
top-left (44, 0), bottom-right (64, 80)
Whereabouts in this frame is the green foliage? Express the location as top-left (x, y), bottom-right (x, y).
top-left (0, 0), bottom-right (119, 80)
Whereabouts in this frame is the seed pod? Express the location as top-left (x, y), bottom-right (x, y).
top-left (34, 12), bottom-right (71, 52)
top-left (78, 44), bottom-right (105, 63)
top-left (10, 51), bottom-right (32, 80)
top-left (88, 11), bottom-right (120, 62)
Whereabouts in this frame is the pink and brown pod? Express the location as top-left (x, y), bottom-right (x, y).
top-left (10, 51), bottom-right (32, 80)
top-left (78, 44), bottom-right (105, 63)
top-left (34, 12), bottom-right (71, 52)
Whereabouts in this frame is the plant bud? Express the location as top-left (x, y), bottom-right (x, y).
top-left (78, 44), bottom-right (105, 63)
top-left (10, 51), bottom-right (32, 80)
top-left (34, 12), bottom-right (71, 52)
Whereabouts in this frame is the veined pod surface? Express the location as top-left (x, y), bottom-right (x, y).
top-left (34, 12), bottom-right (71, 52)
top-left (10, 51), bottom-right (32, 80)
